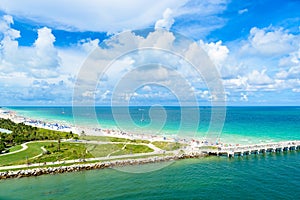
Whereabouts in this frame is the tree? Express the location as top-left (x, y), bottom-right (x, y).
top-left (81, 130), bottom-right (86, 137)
top-left (0, 141), bottom-right (6, 152)
top-left (57, 135), bottom-right (61, 152)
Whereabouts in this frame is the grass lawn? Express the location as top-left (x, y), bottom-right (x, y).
top-left (86, 143), bottom-right (124, 157)
top-left (81, 135), bottom-right (150, 144)
top-left (7, 145), bottom-right (23, 153)
top-left (0, 142), bottom-right (49, 166)
top-left (111, 144), bottom-right (153, 156)
top-left (152, 141), bottom-right (184, 151)
top-left (31, 142), bottom-right (93, 163)
top-left (0, 141), bottom-right (156, 167)
top-left (0, 153), bottom-right (174, 172)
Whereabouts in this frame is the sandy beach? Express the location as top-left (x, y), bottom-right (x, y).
top-left (0, 108), bottom-right (194, 145)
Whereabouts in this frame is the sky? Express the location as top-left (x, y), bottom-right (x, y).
top-left (0, 0), bottom-right (299, 106)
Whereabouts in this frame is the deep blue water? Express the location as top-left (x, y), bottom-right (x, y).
top-left (0, 151), bottom-right (299, 200)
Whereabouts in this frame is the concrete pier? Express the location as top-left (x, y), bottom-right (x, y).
top-left (201, 140), bottom-right (300, 158)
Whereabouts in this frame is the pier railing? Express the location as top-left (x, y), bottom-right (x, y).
top-left (200, 140), bottom-right (300, 157)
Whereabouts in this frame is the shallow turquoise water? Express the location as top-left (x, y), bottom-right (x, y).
top-left (1, 106), bottom-right (300, 199)
top-left (7, 106), bottom-right (300, 143)
top-left (0, 151), bottom-right (299, 200)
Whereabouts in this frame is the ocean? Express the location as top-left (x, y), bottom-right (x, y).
top-left (6, 106), bottom-right (300, 144)
top-left (0, 152), bottom-right (299, 199)
top-left (0, 106), bottom-right (299, 199)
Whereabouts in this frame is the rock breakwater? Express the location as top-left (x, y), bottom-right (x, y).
top-left (0, 153), bottom-right (204, 179)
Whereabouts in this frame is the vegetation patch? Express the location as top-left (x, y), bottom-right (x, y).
top-left (111, 144), bottom-right (153, 156)
top-left (86, 143), bottom-right (124, 157)
top-left (7, 145), bottom-right (23, 153)
top-left (81, 135), bottom-right (150, 144)
top-left (0, 118), bottom-right (78, 153)
top-left (31, 142), bottom-right (93, 163)
top-left (0, 142), bottom-right (49, 166)
top-left (152, 141), bottom-right (184, 151)
top-left (198, 146), bottom-right (218, 150)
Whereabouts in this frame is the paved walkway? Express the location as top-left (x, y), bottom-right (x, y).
top-left (0, 143), bottom-right (28, 157)
top-left (0, 150), bottom-right (171, 171)
top-left (0, 140), bottom-right (57, 157)
top-left (0, 140), bottom-right (168, 171)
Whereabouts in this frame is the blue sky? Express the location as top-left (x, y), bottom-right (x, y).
top-left (0, 0), bottom-right (299, 106)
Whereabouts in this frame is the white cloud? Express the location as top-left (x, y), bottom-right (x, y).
top-left (0, 15), bottom-right (96, 104)
top-left (32, 27), bottom-right (60, 72)
top-left (79, 38), bottom-right (100, 53)
top-left (199, 40), bottom-right (229, 67)
top-left (142, 85), bottom-right (152, 92)
top-left (241, 26), bottom-right (298, 56)
top-left (276, 66), bottom-right (300, 79)
top-left (155, 8), bottom-right (174, 30)
top-left (0, 15), bottom-right (20, 67)
top-left (240, 92), bottom-right (248, 101)
top-left (238, 8), bottom-right (248, 15)
top-left (278, 48), bottom-right (300, 67)
top-left (247, 70), bottom-right (273, 85)
top-left (0, 0), bottom-right (186, 32)
top-left (172, 0), bottom-right (229, 38)
top-left (0, 16), bottom-right (60, 78)
top-left (292, 88), bottom-right (300, 93)
top-left (72, 29), bottom-right (226, 105)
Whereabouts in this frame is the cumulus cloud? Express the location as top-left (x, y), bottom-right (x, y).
top-left (155, 8), bottom-right (174, 30)
top-left (276, 66), bottom-right (300, 79)
top-left (199, 40), bottom-right (229, 67)
top-left (0, 15), bottom-right (20, 68)
top-left (79, 38), bottom-right (100, 53)
top-left (241, 26), bottom-right (298, 56)
top-left (32, 27), bottom-right (60, 72)
top-left (73, 29), bottom-right (225, 105)
top-left (278, 48), bottom-right (300, 67)
top-left (0, 15), bottom-right (60, 77)
top-left (247, 70), bottom-right (273, 85)
top-left (0, 15), bottom-right (94, 104)
top-left (217, 24), bottom-right (300, 102)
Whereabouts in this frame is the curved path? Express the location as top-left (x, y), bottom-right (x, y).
top-left (0, 149), bottom-right (174, 171)
top-left (0, 143), bottom-right (28, 157)
top-left (70, 140), bottom-right (162, 152)
top-left (0, 139), bottom-right (169, 170)
top-left (0, 140), bottom-right (57, 157)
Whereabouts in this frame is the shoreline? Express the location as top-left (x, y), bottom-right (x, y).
top-left (1, 107), bottom-right (299, 180)
top-left (0, 108), bottom-right (195, 145)
top-left (0, 153), bottom-right (204, 180)
top-left (1, 142), bottom-right (299, 180)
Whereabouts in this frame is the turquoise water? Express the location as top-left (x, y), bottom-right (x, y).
top-left (0, 151), bottom-right (299, 199)
top-left (1, 106), bottom-right (299, 199)
top-left (7, 106), bottom-right (300, 144)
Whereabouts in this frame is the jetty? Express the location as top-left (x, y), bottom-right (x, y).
top-left (201, 140), bottom-right (300, 157)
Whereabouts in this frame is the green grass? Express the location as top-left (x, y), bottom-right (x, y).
top-left (0, 142), bottom-right (49, 166)
top-left (80, 135), bottom-right (150, 144)
top-left (86, 143), bottom-right (125, 157)
top-left (198, 146), bottom-right (218, 150)
top-left (0, 141), bottom-right (155, 167)
top-left (152, 141), bottom-right (184, 151)
top-left (111, 144), bottom-right (153, 156)
top-left (7, 145), bottom-right (23, 152)
top-left (0, 153), bottom-right (175, 172)
top-left (30, 142), bottom-right (93, 163)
